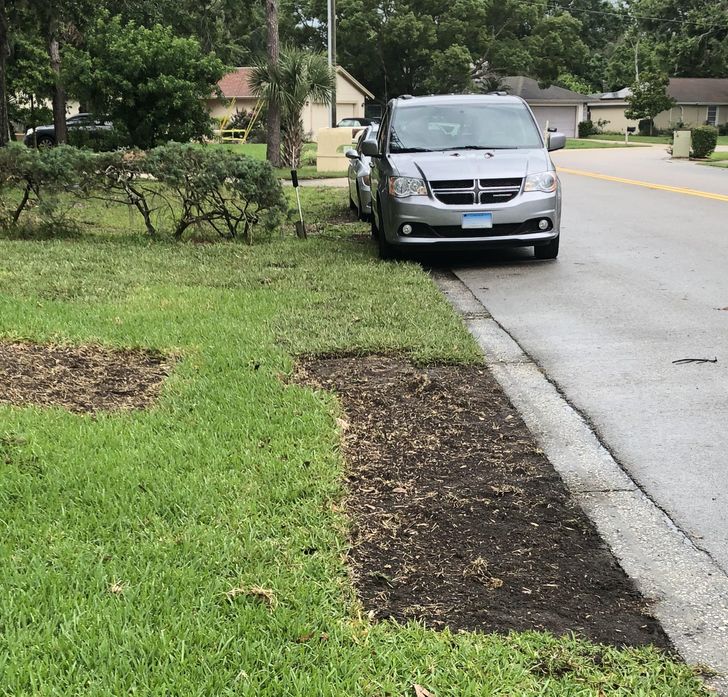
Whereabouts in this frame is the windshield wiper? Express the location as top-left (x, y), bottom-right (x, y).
top-left (391, 147), bottom-right (434, 153)
top-left (440, 145), bottom-right (514, 151)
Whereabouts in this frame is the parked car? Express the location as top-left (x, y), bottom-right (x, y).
top-left (362, 94), bottom-right (565, 260)
top-left (24, 113), bottom-right (113, 147)
top-left (345, 124), bottom-right (379, 220)
top-left (336, 117), bottom-right (375, 128)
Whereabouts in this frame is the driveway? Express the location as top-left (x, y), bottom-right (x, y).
top-left (451, 146), bottom-right (728, 573)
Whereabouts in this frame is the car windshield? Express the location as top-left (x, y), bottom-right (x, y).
top-left (389, 102), bottom-right (543, 152)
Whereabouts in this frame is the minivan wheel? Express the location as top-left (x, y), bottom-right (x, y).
top-left (370, 205), bottom-right (379, 239)
top-left (535, 236), bottom-right (559, 260)
top-left (36, 135), bottom-right (55, 148)
top-left (377, 218), bottom-right (398, 260)
top-left (356, 185), bottom-right (368, 222)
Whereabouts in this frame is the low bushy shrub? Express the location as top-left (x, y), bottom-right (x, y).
top-left (717, 123), bottom-right (728, 136)
top-left (577, 120), bottom-right (597, 138)
top-left (142, 143), bottom-right (286, 241)
top-left (638, 118), bottom-right (654, 136)
top-left (691, 125), bottom-right (718, 158)
top-left (0, 144), bottom-right (96, 232)
top-left (1, 143), bottom-right (288, 242)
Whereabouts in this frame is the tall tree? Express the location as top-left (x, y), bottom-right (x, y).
top-left (624, 71), bottom-right (675, 133)
top-left (0, 0), bottom-right (9, 144)
top-left (265, 0), bottom-right (281, 167)
top-left (64, 14), bottom-right (226, 149)
top-left (46, 6), bottom-right (66, 143)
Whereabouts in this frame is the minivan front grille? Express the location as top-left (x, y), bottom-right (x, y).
top-left (436, 193), bottom-right (475, 205)
top-left (429, 177), bottom-right (523, 206)
top-left (431, 179), bottom-right (474, 190)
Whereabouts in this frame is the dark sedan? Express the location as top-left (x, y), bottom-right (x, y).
top-left (24, 113), bottom-right (113, 147)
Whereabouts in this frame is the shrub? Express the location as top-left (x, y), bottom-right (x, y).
top-left (577, 120), bottom-right (597, 138)
top-left (638, 118), bottom-right (654, 136)
top-left (691, 125), bottom-right (718, 158)
top-left (227, 109), bottom-right (266, 144)
top-left (96, 143), bottom-right (286, 241)
top-left (718, 123), bottom-right (728, 136)
top-left (0, 144), bottom-right (96, 232)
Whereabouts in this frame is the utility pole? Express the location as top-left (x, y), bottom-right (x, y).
top-left (327, 0), bottom-right (336, 127)
top-left (265, 0), bottom-right (281, 167)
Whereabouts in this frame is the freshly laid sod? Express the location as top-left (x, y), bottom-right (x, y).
top-left (0, 188), bottom-right (709, 695)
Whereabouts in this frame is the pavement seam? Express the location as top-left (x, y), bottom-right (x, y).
top-left (433, 268), bottom-right (728, 693)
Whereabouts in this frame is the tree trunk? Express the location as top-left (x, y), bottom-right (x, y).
top-left (0, 0), bottom-right (10, 146)
top-left (48, 13), bottom-right (67, 144)
top-left (265, 0), bottom-right (281, 168)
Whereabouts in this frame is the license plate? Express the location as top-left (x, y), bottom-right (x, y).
top-left (461, 212), bottom-right (493, 229)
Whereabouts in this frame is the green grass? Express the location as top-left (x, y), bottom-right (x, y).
top-left (566, 139), bottom-right (643, 149)
top-left (0, 189), bottom-right (710, 695)
top-left (212, 142), bottom-right (346, 179)
top-left (589, 133), bottom-right (728, 146)
top-left (700, 151), bottom-right (728, 168)
top-left (588, 134), bottom-right (673, 144)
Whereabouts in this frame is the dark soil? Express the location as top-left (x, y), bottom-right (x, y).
top-left (0, 341), bottom-right (172, 414)
top-left (297, 356), bottom-right (671, 649)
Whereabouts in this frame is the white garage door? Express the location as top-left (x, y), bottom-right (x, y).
top-left (530, 106), bottom-right (577, 138)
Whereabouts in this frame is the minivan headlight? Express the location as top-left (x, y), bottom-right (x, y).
top-left (388, 176), bottom-right (427, 197)
top-left (524, 171), bottom-right (558, 193)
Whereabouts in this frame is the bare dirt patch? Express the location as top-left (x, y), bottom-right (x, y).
top-left (297, 355), bottom-right (671, 649)
top-left (0, 341), bottom-right (172, 413)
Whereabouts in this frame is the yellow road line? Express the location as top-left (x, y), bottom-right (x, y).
top-left (557, 167), bottom-right (728, 203)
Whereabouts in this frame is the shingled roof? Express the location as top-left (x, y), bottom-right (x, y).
top-left (502, 76), bottom-right (589, 102)
top-left (667, 78), bottom-right (728, 104)
top-left (216, 66), bottom-right (375, 100)
top-left (217, 68), bottom-right (254, 99)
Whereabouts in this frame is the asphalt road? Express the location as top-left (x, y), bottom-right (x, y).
top-left (452, 146), bottom-right (728, 572)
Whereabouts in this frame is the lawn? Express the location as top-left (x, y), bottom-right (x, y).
top-left (565, 139), bottom-right (643, 149)
top-left (0, 187), bottom-right (709, 695)
top-left (701, 151), bottom-right (728, 168)
top-left (589, 133), bottom-right (728, 146)
top-left (217, 141), bottom-right (346, 179)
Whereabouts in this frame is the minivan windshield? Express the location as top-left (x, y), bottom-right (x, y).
top-left (389, 102), bottom-right (543, 152)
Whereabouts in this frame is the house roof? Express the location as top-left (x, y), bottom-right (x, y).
top-left (590, 78), bottom-right (728, 105)
top-left (591, 87), bottom-right (632, 101)
top-left (667, 78), bottom-right (728, 104)
top-left (216, 66), bottom-right (374, 100)
top-left (218, 67), bottom-right (254, 99)
top-left (502, 76), bottom-right (589, 103)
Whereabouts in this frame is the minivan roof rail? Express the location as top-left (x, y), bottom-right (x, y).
top-left (398, 94), bottom-right (414, 99)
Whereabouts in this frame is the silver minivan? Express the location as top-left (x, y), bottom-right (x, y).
top-left (362, 94), bottom-right (565, 259)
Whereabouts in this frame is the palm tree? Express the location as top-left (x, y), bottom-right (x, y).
top-left (250, 47), bottom-right (334, 169)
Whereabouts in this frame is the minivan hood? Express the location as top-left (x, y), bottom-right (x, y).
top-left (390, 148), bottom-right (551, 180)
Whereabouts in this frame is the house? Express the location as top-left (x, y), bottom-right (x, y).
top-left (502, 76), bottom-right (589, 138)
top-left (588, 78), bottom-right (728, 132)
top-left (208, 66), bottom-right (375, 141)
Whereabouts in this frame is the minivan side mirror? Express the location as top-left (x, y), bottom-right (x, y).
top-left (547, 133), bottom-right (566, 151)
top-left (344, 149), bottom-right (359, 159)
top-left (360, 139), bottom-right (380, 157)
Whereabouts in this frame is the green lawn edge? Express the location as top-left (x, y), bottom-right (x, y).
top-left (0, 187), bottom-right (709, 695)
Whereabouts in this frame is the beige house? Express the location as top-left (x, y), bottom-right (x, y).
top-left (588, 78), bottom-right (728, 132)
top-left (208, 65), bottom-right (374, 141)
top-left (502, 77), bottom-right (589, 138)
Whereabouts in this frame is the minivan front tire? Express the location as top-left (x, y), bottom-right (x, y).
top-left (535, 236), bottom-right (559, 260)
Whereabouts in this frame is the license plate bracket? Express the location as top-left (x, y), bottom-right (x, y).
top-left (461, 212), bottom-right (493, 229)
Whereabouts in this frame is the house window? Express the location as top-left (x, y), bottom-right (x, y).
top-left (707, 106), bottom-right (717, 126)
